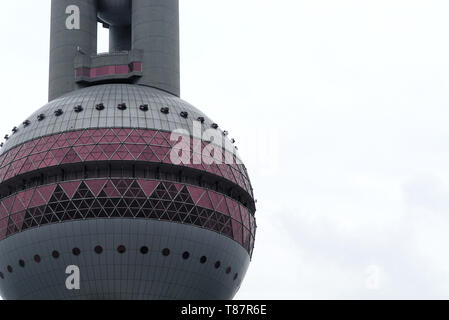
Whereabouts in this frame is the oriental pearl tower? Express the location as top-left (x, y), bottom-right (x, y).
top-left (0, 0), bottom-right (256, 300)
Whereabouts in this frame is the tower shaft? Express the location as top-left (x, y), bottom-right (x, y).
top-left (49, 0), bottom-right (180, 101)
top-left (49, 0), bottom-right (97, 101)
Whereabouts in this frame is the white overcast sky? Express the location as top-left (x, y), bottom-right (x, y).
top-left (2, 0), bottom-right (449, 300)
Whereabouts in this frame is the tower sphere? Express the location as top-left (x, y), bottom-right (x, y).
top-left (0, 0), bottom-right (256, 300)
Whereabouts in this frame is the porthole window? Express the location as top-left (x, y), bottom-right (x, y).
top-left (140, 246), bottom-right (149, 255)
top-left (117, 245), bottom-right (126, 254)
top-left (0, 272), bottom-right (3, 279)
top-left (37, 114), bottom-right (45, 121)
top-left (74, 105), bottom-right (83, 113)
top-left (200, 256), bottom-right (207, 264)
top-left (95, 245), bottom-right (103, 254)
top-left (96, 103), bottom-right (105, 111)
top-left (72, 248), bottom-right (81, 256)
top-left (197, 117), bottom-right (205, 124)
top-left (140, 104), bottom-right (149, 112)
top-left (19, 260), bottom-right (25, 268)
top-left (160, 107), bottom-right (170, 114)
top-left (180, 111), bottom-right (188, 119)
top-left (34, 255), bottom-right (41, 263)
top-left (162, 248), bottom-right (170, 256)
top-left (226, 267), bottom-right (232, 274)
top-left (234, 273), bottom-right (238, 281)
top-left (7, 266), bottom-right (13, 273)
top-left (52, 251), bottom-right (60, 259)
top-left (117, 103), bottom-right (127, 111)
top-left (182, 251), bottom-right (190, 260)
top-left (54, 109), bottom-right (63, 116)
top-left (23, 120), bottom-right (31, 127)
top-left (215, 261), bottom-right (221, 269)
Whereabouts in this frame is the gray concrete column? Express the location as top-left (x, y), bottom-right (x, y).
top-left (109, 25), bottom-right (132, 52)
top-left (49, 0), bottom-right (97, 101)
top-left (132, 0), bottom-right (180, 97)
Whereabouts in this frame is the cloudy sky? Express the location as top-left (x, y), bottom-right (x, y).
top-left (2, 0), bottom-right (449, 299)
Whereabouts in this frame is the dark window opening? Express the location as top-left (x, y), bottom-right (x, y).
top-left (117, 245), bottom-right (126, 254)
top-left (200, 256), bottom-right (207, 264)
top-left (34, 255), bottom-right (41, 263)
top-left (7, 266), bottom-right (13, 273)
top-left (72, 248), bottom-right (81, 256)
top-left (140, 246), bottom-right (149, 254)
top-left (162, 248), bottom-right (170, 256)
top-left (182, 251), bottom-right (190, 260)
top-left (19, 260), bottom-right (25, 268)
top-left (95, 245), bottom-right (103, 254)
top-left (215, 261), bottom-right (221, 269)
top-left (52, 251), bottom-right (60, 259)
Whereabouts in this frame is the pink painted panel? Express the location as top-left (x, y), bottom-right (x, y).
top-left (137, 180), bottom-right (160, 197)
top-left (197, 192), bottom-right (213, 210)
top-left (133, 62), bottom-right (142, 72)
top-left (11, 196), bottom-right (25, 214)
top-left (240, 205), bottom-right (250, 229)
top-left (227, 198), bottom-right (241, 223)
top-left (100, 129), bottom-right (120, 144)
top-left (64, 131), bottom-right (82, 145)
top-left (61, 148), bottom-right (82, 164)
top-left (77, 131), bottom-right (96, 145)
top-left (126, 144), bottom-right (145, 159)
top-left (187, 186), bottom-right (205, 204)
top-left (0, 217), bottom-right (8, 240)
top-left (125, 131), bottom-right (146, 144)
top-left (113, 129), bottom-right (131, 142)
top-left (137, 147), bottom-right (159, 162)
top-left (29, 189), bottom-right (46, 207)
top-left (11, 211), bottom-right (25, 231)
top-left (37, 185), bottom-right (57, 202)
top-left (116, 65), bottom-right (129, 74)
top-left (60, 181), bottom-right (82, 199)
top-left (100, 144), bottom-right (120, 159)
top-left (232, 220), bottom-right (243, 245)
top-left (102, 180), bottom-right (121, 197)
top-left (114, 145), bottom-right (134, 161)
top-left (73, 145), bottom-right (95, 161)
top-left (17, 189), bottom-right (34, 209)
top-left (214, 195), bottom-right (229, 216)
top-left (85, 180), bottom-right (107, 197)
